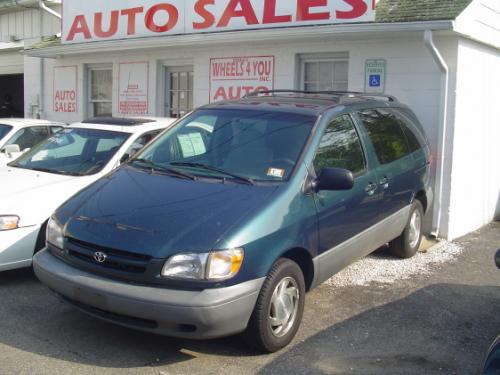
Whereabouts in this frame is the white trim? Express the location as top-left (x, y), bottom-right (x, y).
top-left (25, 21), bottom-right (455, 58)
top-left (424, 30), bottom-right (449, 239)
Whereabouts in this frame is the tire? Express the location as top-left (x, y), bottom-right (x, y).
top-left (389, 200), bottom-right (424, 259)
top-left (242, 258), bottom-right (305, 353)
top-left (34, 221), bottom-right (48, 254)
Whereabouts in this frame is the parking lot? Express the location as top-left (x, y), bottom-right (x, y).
top-left (1, 222), bottom-right (499, 375)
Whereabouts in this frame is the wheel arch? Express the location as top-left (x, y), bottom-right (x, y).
top-left (413, 190), bottom-right (428, 213)
top-left (278, 247), bottom-right (315, 292)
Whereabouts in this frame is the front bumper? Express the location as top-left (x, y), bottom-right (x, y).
top-left (33, 249), bottom-right (265, 339)
top-left (0, 225), bottom-right (40, 272)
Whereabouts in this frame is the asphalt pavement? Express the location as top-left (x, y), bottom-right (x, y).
top-left (0, 222), bottom-right (499, 375)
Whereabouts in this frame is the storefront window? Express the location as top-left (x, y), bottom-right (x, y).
top-left (165, 66), bottom-right (194, 118)
top-left (300, 53), bottom-right (349, 92)
top-left (88, 65), bottom-right (112, 118)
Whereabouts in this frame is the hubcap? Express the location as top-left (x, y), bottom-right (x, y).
top-left (408, 209), bottom-right (422, 248)
top-left (268, 277), bottom-right (300, 338)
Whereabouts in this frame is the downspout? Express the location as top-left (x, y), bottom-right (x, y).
top-left (424, 30), bottom-right (449, 239)
top-left (36, 0), bottom-right (61, 119)
top-left (38, 0), bottom-right (60, 21)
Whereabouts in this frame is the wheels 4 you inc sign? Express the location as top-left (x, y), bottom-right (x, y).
top-left (62, 0), bottom-right (375, 43)
top-left (210, 56), bottom-right (274, 102)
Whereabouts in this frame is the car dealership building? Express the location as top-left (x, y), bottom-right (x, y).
top-left (0, 0), bottom-right (499, 241)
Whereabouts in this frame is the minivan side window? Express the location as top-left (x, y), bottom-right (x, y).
top-left (313, 115), bottom-right (365, 174)
top-left (358, 109), bottom-right (410, 165)
top-left (392, 109), bottom-right (423, 153)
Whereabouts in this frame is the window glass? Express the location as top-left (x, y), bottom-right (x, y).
top-left (303, 60), bottom-right (348, 92)
top-left (0, 124), bottom-right (13, 141)
top-left (392, 110), bottom-right (423, 153)
top-left (359, 109), bottom-right (410, 164)
top-left (134, 109), bottom-right (315, 182)
top-left (6, 126), bottom-right (50, 150)
top-left (166, 68), bottom-right (194, 118)
top-left (89, 67), bottom-right (113, 117)
top-left (50, 126), bottom-right (64, 135)
top-left (11, 128), bottom-right (129, 176)
top-left (91, 69), bottom-right (112, 100)
top-left (314, 115), bottom-right (365, 174)
top-left (124, 130), bottom-right (162, 157)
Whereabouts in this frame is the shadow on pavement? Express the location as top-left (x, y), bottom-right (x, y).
top-left (1, 272), bottom-right (500, 372)
top-left (0, 269), bottom-right (259, 370)
top-left (259, 283), bottom-right (500, 375)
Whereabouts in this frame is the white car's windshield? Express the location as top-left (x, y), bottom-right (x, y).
top-left (10, 128), bottom-right (130, 176)
top-left (0, 124), bottom-right (13, 142)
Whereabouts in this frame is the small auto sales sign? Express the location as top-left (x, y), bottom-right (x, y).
top-left (210, 56), bottom-right (274, 102)
top-left (62, 0), bottom-right (375, 44)
top-left (53, 66), bottom-right (77, 113)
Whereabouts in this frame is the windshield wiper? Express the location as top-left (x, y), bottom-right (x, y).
top-left (170, 162), bottom-right (255, 186)
top-left (132, 158), bottom-right (197, 181)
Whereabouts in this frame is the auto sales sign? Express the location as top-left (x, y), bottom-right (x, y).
top-left (62, 0), bottom-right (376, 44)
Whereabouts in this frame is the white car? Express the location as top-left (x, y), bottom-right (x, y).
top-left (0, 119), bottom-right (66, 167)
top-left (0, 117), bottom-right (175, 272)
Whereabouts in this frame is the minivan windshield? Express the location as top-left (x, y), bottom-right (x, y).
top-left (10, 128), bottom-right (130, 176)
top-left (0, 124), bottom-right (13, 141)
top-left (133, 109), bottom-right (316, 182)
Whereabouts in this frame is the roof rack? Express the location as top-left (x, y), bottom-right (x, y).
top-left (245, 90), bottom-right (398, 103)
top-left (82, 117), bottom-right (156, 126)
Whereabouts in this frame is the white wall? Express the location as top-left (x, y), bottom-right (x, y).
top-left (0, 50), bottom-right (22, 74)
top-left (456, 0), bottom-right (500, 49)
top-left (33, 34), bottom-right (445, 151)
top-left (28, 33), bottom-right (461, 234)
top-left (0, 7), bottom-right (60, 42)
top-left (447, 38), bottom-right (500, 239)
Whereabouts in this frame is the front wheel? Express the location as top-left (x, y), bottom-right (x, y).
top-left (389, 200), bottom-right (424, 259)
top-left (242, 258), bottom-right (305, 353)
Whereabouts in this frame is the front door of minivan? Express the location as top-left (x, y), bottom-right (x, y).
top-left (312, 115), bottom-right (382, 267)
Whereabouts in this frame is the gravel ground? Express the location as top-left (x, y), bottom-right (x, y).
top-left (327, 241), bottom-right (464, 287)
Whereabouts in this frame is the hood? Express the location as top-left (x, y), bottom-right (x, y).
top-left (0, 167), bottom-right (97, 226)
top-left (58, 166), bottom-right (279, 259)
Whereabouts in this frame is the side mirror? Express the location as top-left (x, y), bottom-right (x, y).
top-left (314, 167), bottom-right (354, 192)
top-left (495, 249), bottom-right (500, 269)
top-left (3, 144), bottom-right (21, 158)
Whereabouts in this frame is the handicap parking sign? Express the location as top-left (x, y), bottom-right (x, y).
top-left (365, 60), bottom-right (386, 93)
top-left (369, 74), bottom-right (381, 87)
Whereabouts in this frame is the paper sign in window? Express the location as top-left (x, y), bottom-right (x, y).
top-left (178, 133), bottom-right (206, 158)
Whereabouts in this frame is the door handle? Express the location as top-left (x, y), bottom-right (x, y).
top-left (365, 183), bottom-right (377, 196)
top-left (379, 177), bottom-right (390, 189)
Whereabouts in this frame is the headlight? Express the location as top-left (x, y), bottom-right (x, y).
top-left (46, 217), bottom-right (64, 249)
top-left (161, 249), bottom-right (244, 281)
top-left (0, 215), bottom-right (19, 231)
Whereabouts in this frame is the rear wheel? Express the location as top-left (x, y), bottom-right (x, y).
top-left (389, 200), bottom-right (424, 259)
top-left (242, 258), bottom-right (305, 353)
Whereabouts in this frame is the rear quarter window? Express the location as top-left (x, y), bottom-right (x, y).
top-left (392, 109), bottom-right (425, 153)
top-left (358, 109), bottom-right (411, 165)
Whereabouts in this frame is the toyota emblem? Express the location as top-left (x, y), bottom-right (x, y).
top-left (93, 251), bottom-right (107, 263)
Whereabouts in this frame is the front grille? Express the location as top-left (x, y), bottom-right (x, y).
top-left (66, 238), bottom-right (152, 274)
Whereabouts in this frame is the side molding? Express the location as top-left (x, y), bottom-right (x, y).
top-left (311, 205), bottom-right (411, 288)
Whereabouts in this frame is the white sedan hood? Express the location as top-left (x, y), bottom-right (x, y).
top-left (0, 167), bottom-right (99, 227)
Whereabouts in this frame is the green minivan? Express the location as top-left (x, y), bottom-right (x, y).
top-left (34, 91), bottom-right (432, 352)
